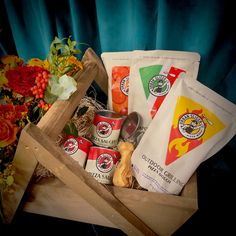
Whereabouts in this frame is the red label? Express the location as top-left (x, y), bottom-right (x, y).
top-left (94, 114), bottom-right (123, 130)
top-left (63, 135), bottom-right (92, 154)
top-left (88, 147), bottom-right (120, 164)
top-left (150, 67), bottom-right (185, 118)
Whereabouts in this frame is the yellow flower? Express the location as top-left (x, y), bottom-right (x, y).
top-left (0, 55), bottom-right (24, 86)
top-left (1, 55), bottom-right (24, 67)
top-left (0, 69), bottom-right (8, 86)
top-left (43, 59), bottom-right (50, 70)
top-left (27, 58), bottom-right (50, 71)
top-left (27, 58), bottom-right (44, 67)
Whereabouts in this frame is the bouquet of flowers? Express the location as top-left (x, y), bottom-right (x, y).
top-left (0, 36), bottom-right (83, 220)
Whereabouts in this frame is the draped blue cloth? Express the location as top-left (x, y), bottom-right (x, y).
top-left (1, 0), bottom-right (236, 148)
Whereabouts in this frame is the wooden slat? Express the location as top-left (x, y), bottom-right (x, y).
top-left (81, 47), bottom-right (108, 95)
top-left (23, 178), bottom-right (116, 228)
top-left (108, 184), bottom-right (197, 211)
top-left (22, 175), bottom-right (197, 236)
top-left (23, 123), bottom-right (157, 236)
top-left (2, 137), bottom-right (38, 223)
top-left (108, 184), bottom-right (197, 235)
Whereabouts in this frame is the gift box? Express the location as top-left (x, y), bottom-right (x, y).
top-left (2, 48), bottom-right (198, 236)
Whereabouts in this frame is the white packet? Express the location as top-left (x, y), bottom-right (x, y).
top-left (101, 51), bottom-right (133, 116)
top-left (128, 50), bottom-right (200, 129)
top-left (131, 77), bottom-right (236, 195)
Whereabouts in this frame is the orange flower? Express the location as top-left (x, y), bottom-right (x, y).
top-left (1, 55), bottom-right (24, 67)
top-left (66, 56), bottom-right (83, 76)
top-left (0, 117), bottom-right (18, 148)
top-left (55, 55), bottom-right (83, 77)
top-left (67, 56), bottom-right (83, 70)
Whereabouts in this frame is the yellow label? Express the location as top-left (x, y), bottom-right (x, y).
top-left (165, 96), bottom-right (225, 165)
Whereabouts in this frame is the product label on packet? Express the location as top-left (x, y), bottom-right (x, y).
top-left (165, 96), bottom-right (225, 165)
top-left (111, 66), bottom-right (130, 115)
top-left (101, 51), bottom-right (132, 117)
top-left (128, 50), bottom-right (200, 129)
top-left (139, 65), bottom-right (185, 118)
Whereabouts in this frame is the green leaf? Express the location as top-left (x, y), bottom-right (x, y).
top-left (47, 36), bottom-right (82, 76)
top-left (38, 107), bottom-right (47, 119)
top-left (71, 41), bottom-right (77, 48)
top-left (52, 36), bottom-right (61, 45)
top-left (74, 48), bottom-right (81, 54)
top-left (51, 46), bottom-right (57, 54)
top-left (62, 65), bottom-right (74, 75)
top-left (33, 105), bottom-right (39, 113)
top-left (48, 74), bottom-right (59, 86)
top-left (55, 44), bottom-right (63, 51)
top-left (77, 106), bottom-right (88, 117)
top-left (67, 36), bottom-right (72, 47)
top-left (44, 89), bottom-right (58, 104)
top-left (24, 96), bottom-right (34, 103)
top-left (63, 122), bottom-right (78, 137)
top-left (64, 45), bottom-right (70, 54)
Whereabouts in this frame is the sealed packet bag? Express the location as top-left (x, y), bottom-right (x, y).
top-left (131, 77), bottom-right (236, 195)
top-left (128, 50), bottom-right (200, 129)
top-left (101, 51), bottom-right (133, 116)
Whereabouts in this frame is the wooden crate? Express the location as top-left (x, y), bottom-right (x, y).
top-left (2, 48), bottom-right (198, 236)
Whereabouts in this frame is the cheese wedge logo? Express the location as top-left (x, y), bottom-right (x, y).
top-left (165, 96), bottom-right (225, 165)
top-left (139, 65), bottom-right (185, 119)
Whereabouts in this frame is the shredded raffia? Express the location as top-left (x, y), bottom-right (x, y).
top-left (71, 96), bottom-right (105, 138)
top-left (34, 95), bottom-right (106, 181)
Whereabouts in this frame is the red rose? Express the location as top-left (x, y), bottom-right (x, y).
top-left (0, 104), bottom-right (16, 122)
top-left (15, 104), bottom-right (28, 120)
top-left (5, 66), bottom-right (46, 96)
top-left (0, 104), bottom-right (28, 122)
top-left (0, 117), bottom-right (18, 148)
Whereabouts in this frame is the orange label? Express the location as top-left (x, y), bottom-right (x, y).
top-left (112, 66), bottom-right (130, 115)
top-left (165, 96), bottom-right (225, 165)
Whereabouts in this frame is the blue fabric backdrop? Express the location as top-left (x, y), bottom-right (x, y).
top-left (0, 0), bottom-right (236, 148)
